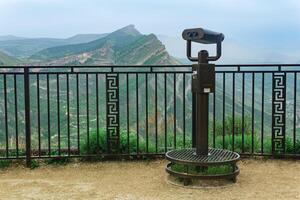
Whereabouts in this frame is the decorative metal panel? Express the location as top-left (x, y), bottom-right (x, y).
top-left (106, 74), bottom-right (119, 153)
top-left (272, 73), bottom-right (286, 155)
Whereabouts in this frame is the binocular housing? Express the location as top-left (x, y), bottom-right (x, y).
top-left (182, 27), bottom-right (224, 62)
top-left (182, 28), bottom-right (224, 44)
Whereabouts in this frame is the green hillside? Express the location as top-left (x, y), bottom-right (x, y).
top-left (30, 25), bottom-right (141, 61)
top-left (30, 25), bottom-right (180, 65)
top-left (0, 34), bottom-right (107, 58)
top-left (0, 51), bottom-right (20, 65)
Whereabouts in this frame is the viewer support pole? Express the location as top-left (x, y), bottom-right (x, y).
top-left (195, 50), bottom-right (209, 156)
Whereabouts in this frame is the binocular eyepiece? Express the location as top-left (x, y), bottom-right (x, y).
top-left (182, 28), bottom-right (224, 44)
top-left (182, 27), bottom-right (224, 62)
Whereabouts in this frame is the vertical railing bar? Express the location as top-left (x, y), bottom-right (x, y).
top-left (173, 73), bottom-right (176, 149)
top-left (126, 74), bottom-right (130, 154)
top-left (232, 73), bottom-right (235, 152)
top-left (105, 74), bottom-right (109, 153)
top-left (96, 74), bottom-right (99, 152)
top-left (47, 74), bottom-right (51, 156)
top-left (183, 74), bottom-right (186, 148)
top-left (14, 74), bottom-right (19, 158)
top-left (213, 90), bottom-right (216, 148)
top-left (283, 71), bottom-right (286, 155)
top-left (24, 68), bottom-right (31, 167)
top-left (115, 73), bottom-right (121, 153)
top-left (105, 74), bottom-right (108, 152)
top-left (294, 72), bottom-right (297, 153)
top-left (76, 74), bottom-right (80, 154)
top-left (242, 73), bottom-right (245, 153)
top-left (271, 72), bottom-right (274, 155)
top-left (222, 73), bottom-right (225, 149)
top-left (66, 74), bottom-right (70, 156)
top-left (86, 74), bottom-right (90, 152)
top-left (136, 73), bottom-right (139, 154)
top-left (251, 73), bottom-right (255, 154)
top-left (261, 73), bottom-right (265, 155)
top-left (37, 74), bottom-right (41, 157)
top-left (57, 74), bottom-right (61, 155)
top-left (145, 73), bottom-right (149, 153)
top-left (155, 73), bottom-right (158, 153)
top-left (4, 74), bottom-right (8, 158)
top-left (164, 73), bottom-right (167, 152)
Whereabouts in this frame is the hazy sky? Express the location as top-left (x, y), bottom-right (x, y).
top-left (1, 0), bottom-right (300, 62)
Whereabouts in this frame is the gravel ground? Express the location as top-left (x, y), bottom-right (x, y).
top-left (0, 158), bottom-right (300, 200)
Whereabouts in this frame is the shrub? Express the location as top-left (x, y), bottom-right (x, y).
top-left (44, 150), bottom-right (71, 165)
top-left (0, 160), bottom-right (12, 169)
top-left (46, 157), bottom-right (70, 165)
top-left (211, 116), bottom-right (261, 153)
top-left (285, 138), bottom-right (300, 154)
top-left (214, 134), bottom-right (260, 153)
top-left (80, 128), bottom-right (151, 155)
top-left (80, 128), bottom-right (193, 155)
top-left (30, 160), bottom-right (39, 169)
top-left (214, 116), bottom-right (252, 136)
top-left (80, 129), bottom-right (107, 155)
top-left (79, 118), bottom-right (300, 156)
top-left (263, 137), bottom-right (300, 154)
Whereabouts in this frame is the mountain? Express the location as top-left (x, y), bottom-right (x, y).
top-left (30, 25), bottom-right (180, 65)
top-left (0, 51), bottom-right (20, 65)
top-left (0, 35), bottom-right (26, 41)
top-left (64, 33), bottom-right (108, 44)
top-left (0, 34), bottom-right (107, 58)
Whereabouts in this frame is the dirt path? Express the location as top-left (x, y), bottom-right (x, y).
top-left (0, 159), bottom-right (300, 200)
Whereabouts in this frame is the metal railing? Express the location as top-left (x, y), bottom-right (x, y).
top-left (0, 64), bottom-right (299, 165)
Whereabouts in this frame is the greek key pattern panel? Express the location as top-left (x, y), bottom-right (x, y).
top-left (272, 73), bottom-right (286, 154)
top-left (106, 74), bottom-right (119, 153)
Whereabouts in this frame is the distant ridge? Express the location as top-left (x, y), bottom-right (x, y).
top-left (0, 35), bottom-right (26, 41)
top-left (0, 51), bottom-right (20, 65)
top-left (0, 34), bottom-right (107, 58)
top-left (30, 25), bottom-right (180, 65)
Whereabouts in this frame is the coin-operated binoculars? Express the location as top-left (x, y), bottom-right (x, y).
top-left (182, 28), bottom-right (224, 155)
top-left (165, 28), bottom-right (239, 185)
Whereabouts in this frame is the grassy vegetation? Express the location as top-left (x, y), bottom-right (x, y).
top-left (2, 116), bottom-right (300, 164)
top-left (212, 116), bottom-right (300, 154)
top-left (79, 115), bottom-right (300, 156)
top-left (214, 134), bottom-right (260, 152)
top-left (80, 128), bottom-right (192, 155)
top-left (262, 137), bottom-right (300, 154)
top-left (30, 160), bottom-right (39, 169)
top-left (45, 151), bottom-right (71, 165)
top-left (285, 138), bottom-right (300, 154)
top-left (0, 160), bottom-right (12, 169)
top-left (213, 116), bottom-right (252, 137)
top-left (0, 50), bottom-right (20, 65)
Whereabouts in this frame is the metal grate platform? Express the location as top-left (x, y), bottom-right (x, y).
top-left (166, 148), bottom-right (240, 165)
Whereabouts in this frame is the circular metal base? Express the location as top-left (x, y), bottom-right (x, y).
top-left (166, 148), bottom-right (240, 165)
top-left (165, 148), bottom-right (240, 184)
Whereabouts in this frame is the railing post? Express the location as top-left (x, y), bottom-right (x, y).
top-left (272, 72), bottom-right (286, 156)
top-left (24, 67), bottom-right (31, 167)
top-left (106, 74), bottom-right (120, 154)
